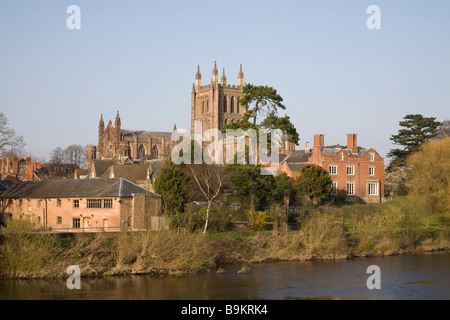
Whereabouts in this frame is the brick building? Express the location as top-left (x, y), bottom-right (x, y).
top-left (0, 156), bottom-right (43, 181)
top-left (0, 179), bottom-right (164, 232)
top-left (279, 134), bottom-right (385, 203)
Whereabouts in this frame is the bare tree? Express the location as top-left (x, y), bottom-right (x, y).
top-left (65, 144), bottom-right (86, 168)
top-left (49, 147), bottom-right (66, 164)
top-left (188, 164), bottom-right (226, 235)
top-left (440, 120), bottom-right (450, 138)
top-left (49, 144), bottom-right (86, 168)
top-left (0, 112), bottom-right (25, 157)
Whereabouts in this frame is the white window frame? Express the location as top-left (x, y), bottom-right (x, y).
top-left (369, 167), bottom-right (375, 176)
top-left (332, 181), bottom-right (338, 195)
top-left (368, 182), bottom-right (379, 196)
top-left (369, 152), bottom-right (375, 162)
top-left (329, 165), bottom-right (337, 175)
top-left (347, 182), bottom-right (355, 196)
top-left (341, 153), bottom-right (344, 161)
top-left (347, 166), bottom-right (355, 176)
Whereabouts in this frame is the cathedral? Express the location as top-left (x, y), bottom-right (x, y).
top-left (92, 62), bottom-right (246, 164)
top-left (191, 62), bottom-right (246, 134)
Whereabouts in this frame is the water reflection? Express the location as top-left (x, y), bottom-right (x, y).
top-left (0, 252), bottom-right (448, 300)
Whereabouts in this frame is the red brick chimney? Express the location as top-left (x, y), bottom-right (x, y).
top-left (12, 157), bottom-right (19, 175)
top-left (0, 158), bottom-right (5, 174)
top-left (314, 134), bottom-right (324, 148)
top-left (26, 157), bottom-right (33, 180)
top-left (347, 134), bottom-right (358, 154)
top-left (311, 134), bottom-right (325, 165)
top-left (6, 157), bottom-right (11, 173)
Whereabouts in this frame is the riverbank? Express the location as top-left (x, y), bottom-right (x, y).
top-left (0, 209), bottom-right (448, 280)
top-left (1, 196), bottom-right (449, 279)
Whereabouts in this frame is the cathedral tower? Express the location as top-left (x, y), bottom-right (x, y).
top-left (191, 62), bottom-right (246, 134)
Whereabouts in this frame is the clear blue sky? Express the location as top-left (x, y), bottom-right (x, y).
top-left (0, 0), bottom-right (449, 161)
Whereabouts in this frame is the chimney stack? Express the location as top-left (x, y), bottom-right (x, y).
top-left (347, 134), bottom-right (358, 153)
top-left (305, 142), bottom-right (310, 153)
top-left (26, 157), bottom-right (33, 180)
top-left (12, 157), bottom-right (19, 175)
top-left (314, 134), bottom-right (324, 148)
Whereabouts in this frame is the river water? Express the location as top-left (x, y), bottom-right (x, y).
top-left (0, 251), bottom-right (449, 300)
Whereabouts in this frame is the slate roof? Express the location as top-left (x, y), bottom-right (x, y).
top-left (286, 163), bottom-right (308, 172)
top-left (100, 165), bottom-right (150, 183)
top-left (282, 150), bottom-right (312, 163)
top-left (121, 129), bottom-right (172, 139)
top-left (93, 160), bottom-right (116, 177)
top-left (0, 179), bottom-right (160, 199)
top-left (0, 180), bottom-right (16, 192)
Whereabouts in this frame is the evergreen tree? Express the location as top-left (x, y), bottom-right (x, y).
top-left (388, 114), bottom-right (441, 169)
top-left (294, 165), bottom-right (333, 202)
top-left (154, 161), bottom-right (187, 215)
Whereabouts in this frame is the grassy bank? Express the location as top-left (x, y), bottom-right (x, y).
top-left (0, 197), bottom-right (449, 280)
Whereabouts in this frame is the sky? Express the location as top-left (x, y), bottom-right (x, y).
top-left (0, 0), bottom-right (449, 161)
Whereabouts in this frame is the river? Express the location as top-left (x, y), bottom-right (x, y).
top-left (0, 251), bottom-right (449, 300)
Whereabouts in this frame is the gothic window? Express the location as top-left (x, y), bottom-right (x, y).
top-left (230, 97), bottom-right (234, 113)
top-left (202, 101), bottom-right (205, 114)
top-left (206, 100), bottom-right (209, 112)
top-left (223, 96), bottom-right (227, 113)
top-left (107, 143), bottom-right (113, 158)
top-left (152, 145), bottom-right (158, 159)
top-left (236, 98), bottom-right (240, 113)
top-left (138, 145), bottom-right (146, 160)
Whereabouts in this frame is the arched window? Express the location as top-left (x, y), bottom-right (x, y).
top-left (230, 97), bottom-right (234, 113)
top-left (138, 145), bottom-right (146, 160)
top-left (202, 101), bottom-right (205, 114)
top-left (236, 98), bottom-right (240, 114)
top-left (206, 100), bottom-right (209, 112)
top-left (152, 145), bottom-right (158, 159)
top-left (107, 143), bottom-right (113, 158)
top-left (223, 96), bottom-right (227, 113)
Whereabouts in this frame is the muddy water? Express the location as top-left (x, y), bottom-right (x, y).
top-left (0, 251), bottom-right (448, 300)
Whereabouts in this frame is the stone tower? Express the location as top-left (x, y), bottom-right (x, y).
top-left (86, 145), bottom-right (97, 169)
top-left (191, 62), bottom-right (246, 134)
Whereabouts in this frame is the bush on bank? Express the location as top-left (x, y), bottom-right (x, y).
top-left (0, 195), bottom-right (448, 280)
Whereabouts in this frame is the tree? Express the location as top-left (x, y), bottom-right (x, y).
top-left (64, 144), bottom-right (86, 168)
top-left (271, 172), bottom-right (296, 231)
top-left (49, 145), bottom-right (87, 168)
top-left (49, 147), bottom-right (66, 164)
top-left (225, 164), bottom-right (275, 217)
top-left (154, 161), bottom-right (187, 215)
top-left (384, 167), bottom-right (408, 197)
top-left (229, 84), bottom-right (299, 146)
top-left (294, 165), bottom-right (333, 203)
top-left (407, 137), bottom-right (450, 214)
top-left (0, 113), bottom-right (24, 157)
top-left (439, 120), bottom-right (450, 138)
top-left (239, 84), bottom-right (286, 126)
top-left (222, 84), bottom-right (299, 218)
top-left (187, 164), bottom-right (226, 234)
top-left (388, 114), bottom-right (442, 170)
